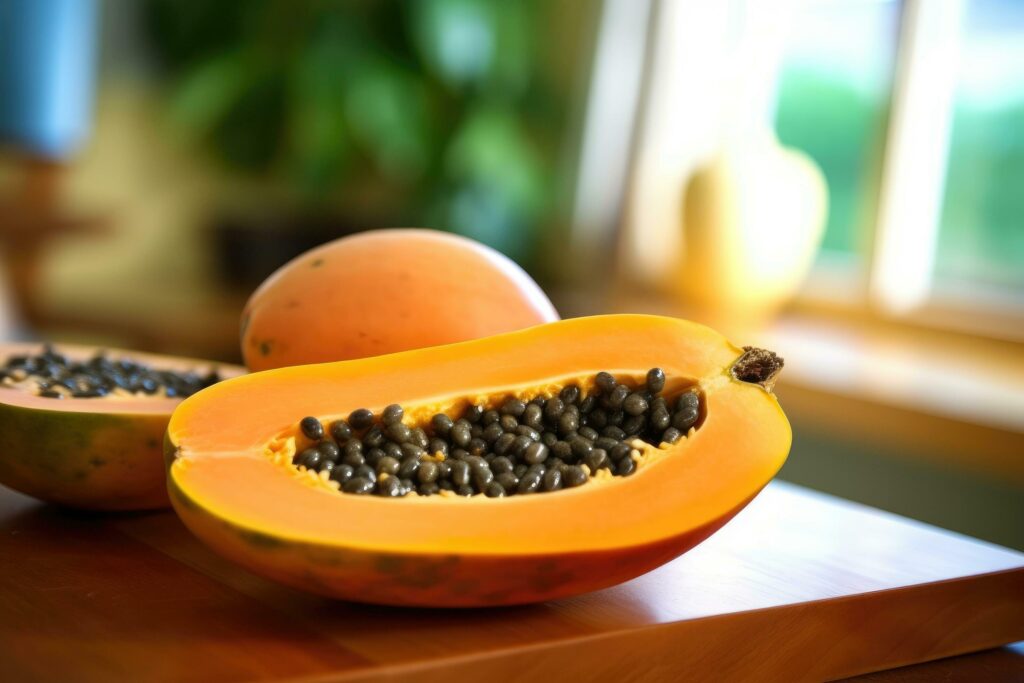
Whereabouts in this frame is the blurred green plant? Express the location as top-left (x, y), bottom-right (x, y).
top-left (143, 0), bottom-right (579, 263)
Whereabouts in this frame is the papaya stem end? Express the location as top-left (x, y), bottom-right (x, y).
top-left (732, 346), bottom-right (784, 393)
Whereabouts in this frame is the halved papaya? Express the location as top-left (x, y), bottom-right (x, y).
top-left (166, 315), bottom-right (790, 606)
top-left (0, 343), bottom-right (242, 510)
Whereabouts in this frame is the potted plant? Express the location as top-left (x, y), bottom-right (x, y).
top-left (143, 0), bottom-right (574, 289)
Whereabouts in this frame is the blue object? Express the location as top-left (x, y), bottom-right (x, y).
top-left (0, 0), bottom-right (98, 158)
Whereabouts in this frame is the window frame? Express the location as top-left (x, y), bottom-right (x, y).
top-left (788, 0), bottom-right (1024, 343)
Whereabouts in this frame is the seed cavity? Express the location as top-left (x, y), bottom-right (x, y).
top-left (1, 345), bottom-right (222, 400)
top-left (289, 368), bottom-right (704, 498)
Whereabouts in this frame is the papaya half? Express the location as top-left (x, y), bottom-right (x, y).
top-left (0, 343), bottom-right (242, 510)
top-left (166, 315), bottom-right (790, 606)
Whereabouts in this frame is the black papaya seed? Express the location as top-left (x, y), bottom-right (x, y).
top-left (299, 416), bottom-right (324, 441)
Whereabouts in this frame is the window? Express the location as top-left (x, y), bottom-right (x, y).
top-left (777, 0), bottom-right (1023, 335)
top-left (614, 0), bottom-right (1022, 339)
top-left (935, 0), bottom-right (1024, 303)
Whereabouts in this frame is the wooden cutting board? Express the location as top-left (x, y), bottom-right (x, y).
top-left (0, 480), bottom-right (1021, 682)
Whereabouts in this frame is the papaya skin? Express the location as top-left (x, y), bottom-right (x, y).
top-left (241, 229), bottom-right (559, 370)
top-left (0, 343), bottom-right (244, 511)
top-left (167, 315), bottom-right (791, 606)
top-left (0, 401), bottom-right (170, 510)
top-left (169, 473), bottom-right (754, 607)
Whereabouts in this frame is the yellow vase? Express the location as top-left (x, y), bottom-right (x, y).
top-left (677, 130), bottom-right (828, 331)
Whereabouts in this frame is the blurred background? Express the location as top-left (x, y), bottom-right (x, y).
top-left (0, 0), bottom-right (1021, 548)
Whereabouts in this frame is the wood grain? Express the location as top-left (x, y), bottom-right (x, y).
top-left (1, 481), bottom-right (1021, 682)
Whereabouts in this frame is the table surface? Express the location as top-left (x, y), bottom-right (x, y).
top-left (1, 480), bottom-right (1022, 682)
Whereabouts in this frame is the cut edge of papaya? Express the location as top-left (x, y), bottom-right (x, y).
top-left (0, 342), bottom-right (232, 415)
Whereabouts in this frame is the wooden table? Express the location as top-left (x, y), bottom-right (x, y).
top-left (1, 480), bottom-right (1021, 682)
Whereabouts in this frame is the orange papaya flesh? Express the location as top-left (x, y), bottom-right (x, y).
top-left (166, 315), bottom-right (791, 605)
top-left (0, 343), bottom-right (243, 510)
